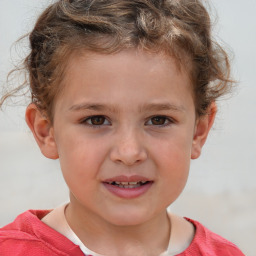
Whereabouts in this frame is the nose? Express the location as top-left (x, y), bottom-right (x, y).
top-left (109, 129), bottom-right (147, 166)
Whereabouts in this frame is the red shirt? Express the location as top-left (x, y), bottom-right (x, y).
top-left (0, 210), bottom-right (245, 256)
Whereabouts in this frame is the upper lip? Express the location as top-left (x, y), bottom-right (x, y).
top-left (103, 175), bottom-right (152, 183)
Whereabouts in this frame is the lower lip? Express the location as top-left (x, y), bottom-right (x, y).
top-left (103, 182), bottom-right (153, 199)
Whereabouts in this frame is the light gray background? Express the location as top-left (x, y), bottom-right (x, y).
top-left (0, 1), bottom-right (255, 255)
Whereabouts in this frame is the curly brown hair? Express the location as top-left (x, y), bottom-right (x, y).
top-left (0, 0), bottom-right (232, 122)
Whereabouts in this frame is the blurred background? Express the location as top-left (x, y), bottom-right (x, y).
top-left (0, 0), bottom-right (255, 255)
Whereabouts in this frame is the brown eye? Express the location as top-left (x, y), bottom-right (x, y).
top-left (151, 116), bottom-right (167, 125)
top-left (90, 116), bottom-right (106, 125)
top-left (83, 115), bottom-right (110, 126)
top-left (145, 116), bottom-right (172, 127)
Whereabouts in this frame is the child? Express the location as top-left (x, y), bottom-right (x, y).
top-left (0, 0), bottom-right (245, 255)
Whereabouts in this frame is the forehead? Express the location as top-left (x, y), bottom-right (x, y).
top-left (55, 49), bottom-right (194, 113)
top-left (63, 48), bottom-right (192, 86)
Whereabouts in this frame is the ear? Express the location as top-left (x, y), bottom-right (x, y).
top-left (25, 103), bottom-right (59, 159)
top-left (191, 102), bottom-right (217, 159)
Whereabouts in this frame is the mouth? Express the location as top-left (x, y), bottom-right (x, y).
top-left (104, 181), bottom-right (150, 189)
top-left (102, 176), bottom-right (153, 199)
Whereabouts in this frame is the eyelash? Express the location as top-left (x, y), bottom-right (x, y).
top-left (81, 115), bottom-right (111, 128)
top-left (145, 116), bottom-right (174, 127)
top-left (80, 115), bottom-right (174, 128)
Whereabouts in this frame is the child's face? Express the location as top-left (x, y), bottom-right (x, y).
top-left (35, 49), bottom-right (212, 226)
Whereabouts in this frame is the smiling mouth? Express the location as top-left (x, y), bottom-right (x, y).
top-left (103, 176), bottom-right (153, 198)
top-left (104, 181), bottom-right (150, 189)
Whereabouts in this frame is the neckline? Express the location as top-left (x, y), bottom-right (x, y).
top-left (41, 203), bottom-right (195, 256)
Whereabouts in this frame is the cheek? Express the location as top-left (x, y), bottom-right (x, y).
top-left (151, 135), bottom-right (192, 187)
top-left (152, 133), bottom-right (192, 165)
top-left (57, 134), bottom-right (110, 179)
top-left (159, 146), bottom-right (190, 182)
top-left (57, 143), bottom-right (102, 202)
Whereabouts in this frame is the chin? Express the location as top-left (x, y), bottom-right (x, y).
top-left (104, 207), bottom-right (151, 227)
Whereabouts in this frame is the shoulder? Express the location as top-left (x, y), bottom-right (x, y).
top-left (179, 218), bottom-right (245, 256)
top-left (0, 210), bottom-right (83, 256)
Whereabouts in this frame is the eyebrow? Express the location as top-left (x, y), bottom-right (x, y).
top-left (69, 103), bottom-right (119, 113)
top-left (139, 103), bottom-right (185, 113)
top-left (68, 102), bottom-right (185, 113)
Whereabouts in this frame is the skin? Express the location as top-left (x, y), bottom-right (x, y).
top-left (26, 49), bottom-right (216, 256)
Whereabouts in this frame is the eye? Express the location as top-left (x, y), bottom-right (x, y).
top-left (82, 115), bottom-right (110, 126)
top-left (146, 116), bottom-right (172, 126)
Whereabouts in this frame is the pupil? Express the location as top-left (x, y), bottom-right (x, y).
top-left (92, 116), bottom-right (104, 125)
top-left (152, 116), bottom-right (165, 125)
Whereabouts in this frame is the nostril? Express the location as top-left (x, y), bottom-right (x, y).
top-left (110, 148), bottom-right (147, 166)
top-left (109, 135), bottom-right (148, 165)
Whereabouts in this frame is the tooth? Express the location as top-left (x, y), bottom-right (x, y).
top-left (120, 182), bottom-right (129, 185)
top-left (129, 182), bottom-right (138, 185)
top-left (115, 181), bottom-right (120, 185)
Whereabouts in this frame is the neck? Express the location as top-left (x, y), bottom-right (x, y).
top-left (65, 198), bottom-right (171, 256)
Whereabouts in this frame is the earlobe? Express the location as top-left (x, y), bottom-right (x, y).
top-left (191, 102), bottom-right (217, 159)
top-left (25, 104), bottom-right (59, 159)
